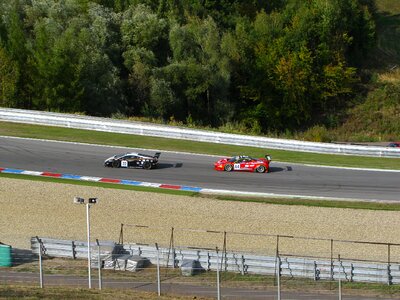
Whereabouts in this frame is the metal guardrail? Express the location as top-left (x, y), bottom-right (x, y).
top-left (31, 237), bottom-right (400, 285)
top-left (1, 108), bottom-right (399, 157)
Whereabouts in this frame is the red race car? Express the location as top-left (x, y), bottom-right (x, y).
top-left (214, 155), bottom-right (271, 173)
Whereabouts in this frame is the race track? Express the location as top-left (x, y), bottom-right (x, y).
top-left (0, 136), bottom-right (399, 201)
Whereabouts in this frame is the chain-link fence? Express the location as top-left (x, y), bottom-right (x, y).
top-left (0, 240), bottom-right (393, 299)
top-left (2, 226), bottom-right (400, 299)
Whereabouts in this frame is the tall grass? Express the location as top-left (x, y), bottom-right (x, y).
top-left (376, 0), bottom-right (400, 14)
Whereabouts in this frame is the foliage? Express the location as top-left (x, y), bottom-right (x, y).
top-left (334, 82), bottom-right (400, 141)
top-left (0, 46), bottom-right (19, 106)
top-left (0, 0), bottom-right (380, 135)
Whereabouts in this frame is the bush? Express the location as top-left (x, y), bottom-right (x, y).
top-left (300, 125), bottom-right (333, 142)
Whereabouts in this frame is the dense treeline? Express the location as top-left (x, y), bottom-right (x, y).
top-left (0, 0), bottom-right (376, 133)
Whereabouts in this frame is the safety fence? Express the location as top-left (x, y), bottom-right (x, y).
top-left (30, 236), bottom-right (400, 285)
top-left (0, 236), bottom-right (396, 299)
top-left (1, 107), bottom-right (399, 157)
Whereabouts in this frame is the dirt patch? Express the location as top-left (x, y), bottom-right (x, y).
top-left (1, 178), bottom-right (400, 262)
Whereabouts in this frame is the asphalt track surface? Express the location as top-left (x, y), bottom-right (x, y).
top-left (0, 136), bottom-right (399, 202)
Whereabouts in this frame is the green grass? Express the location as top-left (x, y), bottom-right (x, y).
top-left (1, 121), bottom-right (399, 170)
top-left (0, 285), bottom-right (206, 299)
top-left (212, 195), bottom-right (400, 211)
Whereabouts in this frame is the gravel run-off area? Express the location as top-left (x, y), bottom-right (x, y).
top-left (1, 178), bottom-right (400, 262)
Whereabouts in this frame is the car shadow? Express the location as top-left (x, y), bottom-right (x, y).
top-left (269, 166), bottom-right (291, 173)
top-left (156, 163), bottom-right (181, 169)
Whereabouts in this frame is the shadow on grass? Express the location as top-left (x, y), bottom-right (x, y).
top-left (11, 248), bottom-right (37, 266)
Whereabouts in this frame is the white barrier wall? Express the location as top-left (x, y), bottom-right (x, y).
top-left (1, 108), bottom-right (399, 157)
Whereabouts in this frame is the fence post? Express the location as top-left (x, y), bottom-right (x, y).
top-left (274, 235), bottom-right (280, 286)
top-left (241, 255), bottom-right (245, 276)
top-left (71, 241), bottom-right (76, 259)
top-left (216, 247), bottom-right (221, 300)
top-left (388, 244), bottom-right (392, 285)
top-left (173, 248), bottom-right (177, 268)
top-left (338, 255), bottom-right (342, 300)
top-left (118, 223), bottom-right (124, 244)
top-left (350, 263), bottom-right (354, 282)
top-left (96, 239), bottom-right (102, 290)
top-left (330, 239), bottom-right (334, 281)
top-left (277, 255), bottom-right (281, 300)
top-left (313, 261), bottom-right (318, 281)
top-left (35, 236), bottom-right (44, 288)
top-left (223, 231), bottom-right (227, 272)
top-left (155, 243), bottom-right (161, 296)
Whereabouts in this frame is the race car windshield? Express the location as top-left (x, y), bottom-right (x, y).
top-left (114, 153), bottom-right (126, 158)
top-left (228, 155), bottom-right (254, 162)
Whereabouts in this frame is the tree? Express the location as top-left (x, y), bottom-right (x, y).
top-left (26, 1), bottom-right (122, 114)
top-left (0, 46), bottom-right (19, 106)
top-left (154, 15), bottom-right (230, 125)
top-left (121, 4), bottom-right (169, 115)
top-left (3, 0), bottom-right (30, 107)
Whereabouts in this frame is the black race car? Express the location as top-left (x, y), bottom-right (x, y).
top-left (104, 152), bottom-right (161, 169)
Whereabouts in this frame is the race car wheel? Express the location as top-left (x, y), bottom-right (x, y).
top-left (112, 160), bottom-right (120, 168)
top-left (143, 161), bottom-right (151, 170)
top-left (256, 165), bottom-right (266, 173)
top-left (224, 164), bottom-right (233, 172)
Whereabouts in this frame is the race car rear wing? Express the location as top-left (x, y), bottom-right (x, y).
top-left (154, 152), bottom-right (161, 159)
top-left (265, 154), bottom-right (271, 161)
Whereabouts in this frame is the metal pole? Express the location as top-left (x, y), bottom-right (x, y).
top-left (274, 235), bottom-right (279, 286)
top-left (87, 203), bottom-right (92, 289)
top-left (119, 223), bottom-right (124, 244)
top-left (338, 255), bottom-right (342, 300)
top-left (223, 231), bottom-right (227, 272)
top-left (388, 244), bottom-right (391, 285)
top-left (330, 239), bottom-right (334, 281)
top-left (216, 247), bottom-right (221, 300)
top-left (277, 255), bottom-right (281, 300)
top-left (241, 255), bottom-right (245, 276)
top-left (36, 237), bottom-right (44, 288)
top-left (96, 239), bottom-right (102, 290)
top-left (156, 243), bottom-right (161, 296)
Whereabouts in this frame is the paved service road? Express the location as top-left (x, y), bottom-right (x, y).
top-left (0, 136), bottom-right (399, 201)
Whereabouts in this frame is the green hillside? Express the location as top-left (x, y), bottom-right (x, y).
top-left (327, 0), bottom-right (400, 142)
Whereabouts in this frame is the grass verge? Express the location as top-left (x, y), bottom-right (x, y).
top-left (1, 121), bottom-right (400, 170)
top-left (212, 195), bottom-right (400, 211)
top-left (4, 257), bottom-right (400, 299)
top-left (0, 285), bottom-right (207, 300)
top-left (2, 172), bottom-right (400, 211)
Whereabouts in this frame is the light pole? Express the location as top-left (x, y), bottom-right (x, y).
top-left (74, 196), bottom-right (98, 289)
